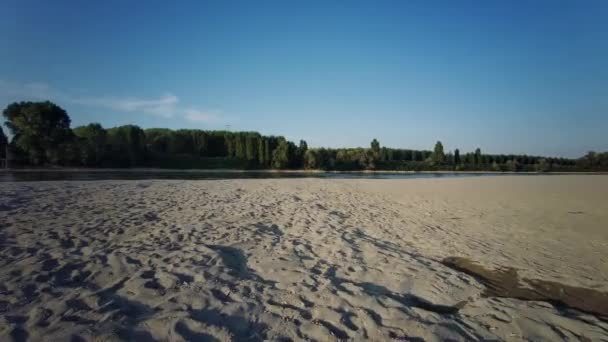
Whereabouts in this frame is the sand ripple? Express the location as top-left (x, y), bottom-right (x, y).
top-left (0, 177), bottom-right (607, 341)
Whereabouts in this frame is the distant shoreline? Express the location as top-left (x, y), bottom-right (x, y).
top-left (1, 168), bottom-right (607, 175)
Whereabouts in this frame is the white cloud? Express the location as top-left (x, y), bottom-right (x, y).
top-left (1, 80), bottom-right (229, 124)
top-left (0, 80), bottom-right (52, 99)
top-left (70, 93), bottom-right (178, 118)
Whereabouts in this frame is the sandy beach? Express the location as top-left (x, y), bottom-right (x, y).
top-left (1, 175), bottom-right (607, 341)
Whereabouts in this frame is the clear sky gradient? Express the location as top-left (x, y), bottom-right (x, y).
top-left (2, 0), bottom-right (607, 157)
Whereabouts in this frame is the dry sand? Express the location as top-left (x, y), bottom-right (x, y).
top-left (0, 175), bottom-right (607, 341)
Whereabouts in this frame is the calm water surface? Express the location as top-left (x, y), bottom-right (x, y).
top-left (0, 170), bottom-right (563, 182)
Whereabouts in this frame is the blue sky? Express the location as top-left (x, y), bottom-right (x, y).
top-left (1, 0), bottom-right (607, 157)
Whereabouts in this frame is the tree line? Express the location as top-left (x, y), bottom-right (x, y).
top-left (1, 101), bottom-right (306, 169)
top-left (1, 101), bottom-right (607, 171)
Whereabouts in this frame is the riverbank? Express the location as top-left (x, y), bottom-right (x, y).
top-left (1, 176), bottom-right (607, 340)
top-left (2, 167), bottom-right (606, 174)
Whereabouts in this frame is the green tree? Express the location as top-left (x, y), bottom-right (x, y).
top-left (0, 126), bottom-right (7, 160)
top-left (73, 123), bottom-right (107, 166)
top-left (296, 139), bottom-right (308, 168)
top-left (303, 149), bottom-right (318, 169)
top-left (359, 149), bottom-right (376, 170)
top-left (206, 131), bottom-right (228, 157)
top-left (272, 138), bottom-right (290, 169)
top-left (287, 141), bottom-right (298, 168)
top-left (454, 148), bottom-right (461, 165)
top-left (145, 128), bottom-right (171, 154)
top-left (107, 125), bottom-right (146, 167)
top-left (491, 161), bottom-right (500, 171)
top-left (446, 152), bottom-right (454, 166)
top-left (245, 134), bottom-right (257, 161)
top-left (235, 133), bottom-right (246, 159)
top-left (535, 158), bottom-right (549, 172)
top-left (432, 141), bottom-right (445, 164)
top-left (386, 148), bottom-right (394, 161)
top-left (370, 139), bottom-right (380, 157)
top-left (474, 148), bottom-right (482, 165)
top-left (168, 130), bottom-right (194, 155)
top-left (465, 153), bottom-right (474, 165)
top-left (264, 139), bottom-right (271, 167)
top-left (2, 101), bottom-right (73, 165)
top-left (506, 158), bottom-right (518, 172)
top-left (380, 147), bottom-right (388, 162)
top-left (225, 133), bottom-right (236, 157)
top-left (192, 130), bottom-right (208, 156)
top-left (298, 139), bottom-right (308, 151)
top-left (258, 137), bottom-right (266, 166)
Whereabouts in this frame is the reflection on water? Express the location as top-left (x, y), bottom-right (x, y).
top-left (0, 170), bottom-right (545, 182)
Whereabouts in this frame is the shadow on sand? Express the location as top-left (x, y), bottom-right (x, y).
top-left (442, 257), bottom-right (608, 321)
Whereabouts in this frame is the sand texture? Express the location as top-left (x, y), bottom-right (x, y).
top-left (1, 175), bottom-right (607, 341)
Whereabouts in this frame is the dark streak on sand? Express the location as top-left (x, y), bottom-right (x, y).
top-left (442, 257), bottom-right (608, 321)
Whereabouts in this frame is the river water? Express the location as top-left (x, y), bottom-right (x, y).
top-left (0, 170), bottom-right (565, 182)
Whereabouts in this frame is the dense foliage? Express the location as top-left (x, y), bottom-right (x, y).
top-left (2, 101), bottom-right (607, 171)
top-left (3, 101), bottom-right (75, 165)
top-left (0, 126), bottom-right (7, 161)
